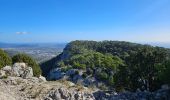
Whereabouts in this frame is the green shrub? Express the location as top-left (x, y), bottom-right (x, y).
top-left (108, 76), bottom-right (115, 86)
top-left (0, 49), bottom-right (12, 69)
top-left (12, 53), bottom-right (42, 77)
top-left (159, 60), bottom-right (170, 85)
top-left (61, 66), bottom-right (72, 72)
top-left (97, 71), bottom-right (108, 80)
top-left (72, 62), bottom-right (86, 69)
top-left (82, 73), bottom-right (88, 78)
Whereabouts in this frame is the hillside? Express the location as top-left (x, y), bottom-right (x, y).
top-left (41, 40), bottom-right (170, 92)
top-left (0, 41), bottom-right (170, 100)
top-left (0, 63), bottom-right (169, 100)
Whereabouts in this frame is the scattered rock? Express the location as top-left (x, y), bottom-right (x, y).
top-left (39, 75), bottom-right (47, 82)
top-left (66, 69), bottom-right (78, 76)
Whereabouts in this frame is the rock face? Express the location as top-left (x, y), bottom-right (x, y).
top-left (47, 68), bottom-right (65, 80)
top-left (12, 63), bottom-right (33, 78)
top-left (0, 63), bottom-right (34, 79)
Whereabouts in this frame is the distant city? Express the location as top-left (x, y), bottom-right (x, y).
top-left (0, 43), bottom-right (66, 63)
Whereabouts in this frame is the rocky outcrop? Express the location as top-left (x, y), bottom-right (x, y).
top-left (0, 63), bottom-right (33, 79)
top-left (0, 63), bottom-right (95, 100)
top-left (12, 63), bottom-right (33, 78)
top-left (45, 87), bottom-right (95, 100)
top-left (0, 76), bottom-right (95, 100)
top-left (47, 68), bottom-right (65, 80)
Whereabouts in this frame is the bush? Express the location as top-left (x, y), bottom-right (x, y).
top-left (97, 71), bottom-right (108, 81)
top-left (82, 73), bottom-right (88, 78)
top-left (108, 76), bottom-right (115, 86)
top-left (12, 53), bottom-right (42, 77)
top-left (159, 60), bottom-right (170, 85)
top-left (0, 49), bottom-right (12, 69)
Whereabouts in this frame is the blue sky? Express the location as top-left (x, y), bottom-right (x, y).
top-left (0, 0), bottom-right (170, 43)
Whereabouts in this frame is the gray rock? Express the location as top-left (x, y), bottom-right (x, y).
top-left (0, 66), bottom-right (12, 77)
top-left (83, 77), bottom-right (96, 86)
top-left (66, 69), bottom-right (77, 76)
top-left (12, 63), bottom-right (27, 77)
top-left (48, 68), bottom-right (65, 80)
top-left (21, 67), bottom-right (33, 78)
top-left (161, 84), bottom-right (169, 90)
top-left (58, 88), bottom-right (70, 99)
top-left (0, 70), bottom-right (6, 78)
top-left (73, 75), bottom-right (83, 83)
top-left (45, 87), bottom-right (95, 100)
top-left (2, 66), bottom-right (12, 72)
top-left (12, 63), bottom-right (33, 79)
top-left (39, 75), bottom-right (47, 82)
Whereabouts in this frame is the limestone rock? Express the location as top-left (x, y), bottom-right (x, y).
top-left (47, 68), bottom-right (65, 80)
top-left (12, 63), bottom-right (33, 78)
top-left (21, 67), bottom-right (33, 78)
top-left (2, 66), bottom-right (12, 72)
top-left (39, 75), bottom-right (47, 82)
top-left (12, 63), bottom-right (27, 77)
top-left (0, 70), bottom-right (6, 78)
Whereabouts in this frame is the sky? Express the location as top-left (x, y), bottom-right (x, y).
top-left (0, 0), bottom-right (170, 43)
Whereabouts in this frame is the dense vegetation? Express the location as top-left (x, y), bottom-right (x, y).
top-left (12, 54), bottom-right (42, 77)
top-left (0, 49), bottom-right (12, 69)
top-left (41, 40), bottom-right (170, 91)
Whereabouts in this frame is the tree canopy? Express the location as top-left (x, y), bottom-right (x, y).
top-left (41, 40), bottom-right (170, 91)
top-left (0, 49), bottom-right (12, 69)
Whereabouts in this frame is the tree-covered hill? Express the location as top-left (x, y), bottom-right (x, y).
top-left (41, 40), bottom-right (170, 91)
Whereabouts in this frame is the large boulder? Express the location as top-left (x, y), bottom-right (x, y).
top-left (12, 63), bottom-right (27, 77)
top-left (21, 67), bottom-right (33, 78)
top-left (39, 75), bottom-right (47, 82)
top-left (12, 63), bottom-right (33, 78)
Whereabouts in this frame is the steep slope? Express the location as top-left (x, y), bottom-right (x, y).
top-left (41, 40), bottom-right (170, 92)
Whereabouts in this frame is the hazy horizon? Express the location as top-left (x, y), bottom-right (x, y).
top-left (0, 0), bottom-right (170, 43)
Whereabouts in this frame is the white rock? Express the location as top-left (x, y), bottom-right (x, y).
top-left (12, 63), bottom-right (27, 77)
top-left (39, 75), bottom-right (47, 82)
top-left (21, 67), bottom-right (33, 79)
top-left (2, 66), bottom-right (12, 72)
top-left (12, 63), bottom-right (34, 79)
top-left (0, 70), bottom-right (6, 78)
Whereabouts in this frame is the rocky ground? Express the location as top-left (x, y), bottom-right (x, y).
top-left (0, 63), bottom-right (170, 100)
top-left (0, 76), bottom-right (95, 100)
top-left (0, 63), bottom-right (95, 100)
